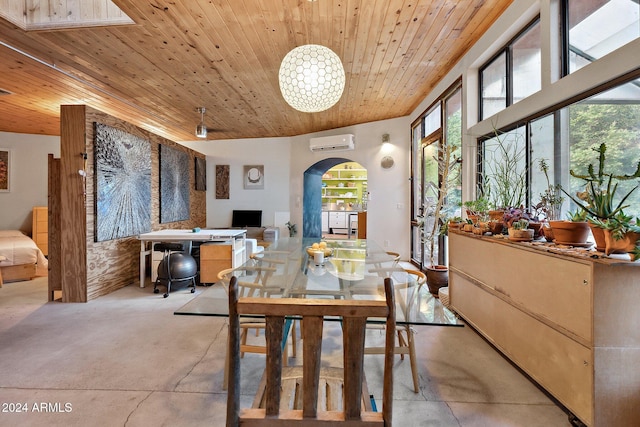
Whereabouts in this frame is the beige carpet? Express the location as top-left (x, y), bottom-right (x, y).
top-left (0, 277), bottom-right (572, 426)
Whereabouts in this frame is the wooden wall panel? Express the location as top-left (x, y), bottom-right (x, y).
top-left (58, 105), bottom-right (206, 301)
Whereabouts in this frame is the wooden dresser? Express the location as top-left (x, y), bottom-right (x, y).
top-left (32, 206), bottom-right (48, 256)
top-left (449, 231), bottom-right (640, 427)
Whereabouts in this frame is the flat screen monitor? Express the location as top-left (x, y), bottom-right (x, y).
top-left (232, 210), bottom-right (262, 228)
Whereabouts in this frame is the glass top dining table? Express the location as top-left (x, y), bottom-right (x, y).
top-left (174, 237), bottom-right (462, 327)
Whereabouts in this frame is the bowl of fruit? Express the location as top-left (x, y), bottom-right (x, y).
top-left (306, 241), bottom-right (333, 257)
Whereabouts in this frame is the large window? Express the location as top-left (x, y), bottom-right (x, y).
top-left (564, 0), bottom-right (640, 75)
top-left (480, 18), bottom-right (541, 120)
top-left (479, 76), bottom-right (640, 223)
top-left (411, 81), bottom-right (462, 268)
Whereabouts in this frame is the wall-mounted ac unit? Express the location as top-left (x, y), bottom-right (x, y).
top-left (309, 134), bottom-right (355, 152)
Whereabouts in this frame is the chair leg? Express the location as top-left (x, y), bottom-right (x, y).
top-left (397, 330), bottom-right (406, 360)
top-left (164, 279), bottom-right (170, 298)
top-left (240, 328), bottom-right (248, 358)
top-left (223, 329), bottom-right (230, 391)
top-left (407, 327), bottom-right (419, 393)
top-left (291, 320), bottom-right (297, 358)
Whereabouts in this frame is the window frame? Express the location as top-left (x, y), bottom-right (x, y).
top-left (478, 16), bottom-right (541, 121)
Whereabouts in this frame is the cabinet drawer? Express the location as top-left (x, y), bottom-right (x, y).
top-left (200, 244), bottom-right (232, 260)
top-left (451, 272), bottom-right (593, 425)
top-left (449, 233), bottom-right (592, 342)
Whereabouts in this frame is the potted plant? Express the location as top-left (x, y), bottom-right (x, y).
top-left (285, 221), bottom-right (297, 237)
top-left (508, 219), bottom-right (534, 242)
top-left (549, 209), bottom-right (591, 245)
top-left (533, 158), bottom-right (565, 241)
top-left (481, 128), bottom-right (527, 212)
top-left (463, 196), bottom-right (490, 225)
top-left (419, 140), bottom-right (461, 295)
top-left (590, 212), bottom-right (640, 260)
top-left (561, 143), bottom-right (640, 250)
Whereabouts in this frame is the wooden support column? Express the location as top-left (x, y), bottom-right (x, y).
top-left (47, 153), bottom-right (62, 301)
top-left (60, 105), bottom-right (87, 302)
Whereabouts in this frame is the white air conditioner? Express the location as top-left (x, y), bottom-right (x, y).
top-left (309, 134), bottom-right (355, 152)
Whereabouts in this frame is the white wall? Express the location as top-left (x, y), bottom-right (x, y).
top-left (181, 138), bottom-right (291, 230)
top-left (289, 117), bottom-right (412, 255)
top-left (0, 131), bottom-right (60, 233)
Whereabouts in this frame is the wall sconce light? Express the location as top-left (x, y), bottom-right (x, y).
top-left (195, 107), bottom-right (207, 139)
top-left (278, 44), bottom-right (345, 113)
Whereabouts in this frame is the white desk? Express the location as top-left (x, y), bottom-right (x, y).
top-left (137, 229), bottom-right (246, 287)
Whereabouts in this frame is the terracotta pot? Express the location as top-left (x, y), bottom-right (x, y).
top-left (589, 224), bottom-right (606, 252)
top-left (467, 214), bottom-right (479, 225)
top-left (541, 224), bottom-right (554, 242)
top-left (488, 209), bottom-right (505, 221)
top-left (426, 265), bottom-right (448, 296)
top-left (462, 223), bottom-right (474, 232)
top-left (448, 221), bottom-right (462, 230)
top-left (508, 228), bottom-right (534, 242)
top-left (528, 221), bottom-right (542, 239)
top-left (549, 221), bottom-right (591, 244)
top-left (488, 221), bottom-right (504, 235)
top-left (603, 230), bottom-right (640, 260)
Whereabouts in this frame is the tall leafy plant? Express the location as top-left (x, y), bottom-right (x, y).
top-left (563, 143), bottom-right (640, 220)
top-left (419, 141), bottom-right (461, 266)
top-left (480, 127), bottom-right (527, 210)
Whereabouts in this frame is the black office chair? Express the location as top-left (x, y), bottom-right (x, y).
top-left (153, 242), bottom-right (198, 298)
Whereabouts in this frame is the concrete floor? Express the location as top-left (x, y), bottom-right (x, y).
top-left (0, 276), bottom-right (572, 426)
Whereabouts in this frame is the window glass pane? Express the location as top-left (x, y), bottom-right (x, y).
top-left (412, 122), bottom-right (423, 218)
top-left (513, 20), bottom-right (541, 103)
top-left (530, 114), bottom-right (564, 220)
top-left (422, 142), bottom-right (439, 265)
top-left (481, 52), bottom-right (507, 119)
top-left (444, 88), bottom-right (462, 219)
top-left (480, 126), bottom-right (527, 209)
top-left (568, 80), bottom-right (640, 218)
top-left (568, 0), bottom-right (640, 73)
top-left (424, 104), bottom-right (441, 137)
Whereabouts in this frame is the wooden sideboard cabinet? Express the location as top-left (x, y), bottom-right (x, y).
top-left (32, 206), bottom-right (48, 256)
top-left (448, 231), bottom-right (640, 427)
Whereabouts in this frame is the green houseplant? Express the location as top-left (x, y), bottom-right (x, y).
top-left (507, 219), bottom-right (534, 242)
top-left (590, 212), bottom-right (640, 260)
top-left (549, 209), bottom-right (591, 245)
top-left (561, 143), bottom-right (640, 251)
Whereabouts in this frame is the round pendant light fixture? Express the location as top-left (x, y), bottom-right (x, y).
top-left (278, 44), bottom-right (345, 113)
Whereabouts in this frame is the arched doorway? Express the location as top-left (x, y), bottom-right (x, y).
top-left (302, 158), bottom-right (367, 238)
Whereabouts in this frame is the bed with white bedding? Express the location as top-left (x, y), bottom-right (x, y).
top-left (0, 230), bottom-right (48, 284)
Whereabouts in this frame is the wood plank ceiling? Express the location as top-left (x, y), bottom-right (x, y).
top-left (0, 0), bottom-right (512, 142)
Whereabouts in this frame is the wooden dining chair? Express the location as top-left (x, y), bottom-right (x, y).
top-left (226, 276), bottom-right (396, 426)
top-left (363, 268), bottom-right (426, 393)
top-left (217, 265), bottom-right (297, 390)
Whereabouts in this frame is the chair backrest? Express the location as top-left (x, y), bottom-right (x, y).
top-left (226, 276), bottom-right (396, 426)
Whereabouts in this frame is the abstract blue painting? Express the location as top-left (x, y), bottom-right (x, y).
top-left (160, 144), bottom-right (190, 223)
top-left (94, 123), bottom-right (151, 241)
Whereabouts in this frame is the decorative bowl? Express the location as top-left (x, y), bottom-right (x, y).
top-left (306, 246), bottom-right (333, 257)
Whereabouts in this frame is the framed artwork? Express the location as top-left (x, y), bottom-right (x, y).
top-left (94, 123), bottom-right (151, 241)
top-left (243, 165), bottom-right (264, 190)
top-left (160, 144), bottom-right (190, 223)
top-left (216, 164), bottom-right (230, 199)
top-left (195, 157), bottom-right (206, 191)
top-left (0, 148), bottom-right (10, 192)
